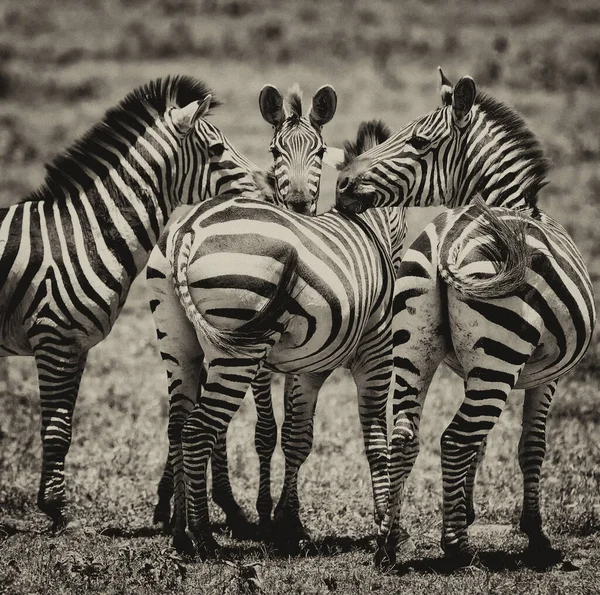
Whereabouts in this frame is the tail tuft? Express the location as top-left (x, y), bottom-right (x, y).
top-left (439, 198), bottom-right (532, 299)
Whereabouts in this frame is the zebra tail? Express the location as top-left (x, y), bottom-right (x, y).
top-left (438, 199), bottom-right (531, 300)
top-left (173, 231), bottom-right (299, 357)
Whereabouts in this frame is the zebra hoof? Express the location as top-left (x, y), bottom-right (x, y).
top-left (172, 532), bottom-right (197, 558)
top-left (225, 509), bottom-right (256, 540)
top-left (374, 545), bottom-right (396, 570)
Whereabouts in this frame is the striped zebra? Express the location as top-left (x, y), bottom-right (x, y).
top-left (0, 75), bottom-right (276, 531)
top-left (150, 84), bottom-right (338, 534)
top-left (336, 71), bottom-right (596, 566)
top-left (150, 120), bottom-right (405, 556)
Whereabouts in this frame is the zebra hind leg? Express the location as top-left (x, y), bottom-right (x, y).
top-left (34, 348), bottom-right (87, 532)
top-left (464, 434), bottom-right (487, 527)
top-left (180, 356), bottom-right (262, 558)
top-left (210, 431), bottom-right (254, 539)
top-left (153, 458), bottom-right (174, 532)
top-left (519, 380), bottom-right (561, 568)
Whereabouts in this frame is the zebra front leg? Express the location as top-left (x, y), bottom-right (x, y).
top-left (274, 372), bottom-right (329, 550)
top-left (181, 356), bottom-right (262, 558)
top-left (252, 367), bottom-right (284, 529)
top-left (210, 430), bottom-right (254, 538)
top-left (34, 348), bottom-right (87, 532)
top-left (519, 380), bottom-right (560, 566)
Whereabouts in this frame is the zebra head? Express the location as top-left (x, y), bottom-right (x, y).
top-left (167, 96), bottom-right (259, 205)
top-left (336, 68), bottom-right (549, 214)
top-left (335, 69), bottom-right (478, 213)
top-left (260, 84), bottom-right (337, 214)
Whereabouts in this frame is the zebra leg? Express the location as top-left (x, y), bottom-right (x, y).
top-left (153, 458), bottom-right (174, 531)
top-left (210, 429), bottom-right (253, 538)
top-left (376, 259), bottom-right (447, 567)
top-left (252, 367), bottom-right (283, 529)
top-left (519, 380), bottom-right (559, 565)
top-left (274, 372), bottom-right (330, 549)
top-left (440, 371), bottom-right (516, 565)
top-left (34, 348), bottom-right (87, 532)
top-left (350, 315), bottom-right (393, 526)
top-left (181, 356), bottom-right (262, 558)
top-left (464, 432), bottom-right (487, 527)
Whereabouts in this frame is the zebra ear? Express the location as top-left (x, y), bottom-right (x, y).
top-left (438, 66), bottom-right (453, 106)
top-left (452, 76), bottom-right (476, 126)
top-left (172, 96), bottom-right (211, 134)
top-left (259, 85), bottom-right (285, 127)
top-left (309, 85), bottom-right (337, 129)
top-left (322, 147), bottom-right (345, 169)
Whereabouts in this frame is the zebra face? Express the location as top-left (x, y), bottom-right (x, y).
top-left (336, 72), bottom-right (477, 213)
top-left (260, 84), bottom-right (337, 215)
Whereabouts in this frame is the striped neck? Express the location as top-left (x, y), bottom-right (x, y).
top-left (450, 94), bottom-right (549, 210)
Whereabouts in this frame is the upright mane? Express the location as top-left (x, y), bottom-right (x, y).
top-left (22, 76), bottom-right (220, 203)
top-left (474, 92), bottom-right (550, 206)
top-left (284, 84), bottom-right (303, 126)
top-left (340, 120), bottom-right (392, 169)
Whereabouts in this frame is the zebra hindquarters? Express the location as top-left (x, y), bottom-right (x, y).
top-left (439, 288), bottom-right (539, 564)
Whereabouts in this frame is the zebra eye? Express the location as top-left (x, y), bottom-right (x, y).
top-left (315, 147), bottom-right (326, 158)
top-left (408, 136), bottom-right (430, 150)
top-left (270, 146), bottom-right (281, 158)
top-left (209, 142), bottom-right (225, 156)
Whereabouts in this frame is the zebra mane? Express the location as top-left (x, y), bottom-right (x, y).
top-left (284, 84), bottom-right (303, 125)
top-left (475, 92), bottom-right (550, 206)
top-left (22, 76), bottom-right (220, 203)
top-left (339, 120), bottom-right (392, 170)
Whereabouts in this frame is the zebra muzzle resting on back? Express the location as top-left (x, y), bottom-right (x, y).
top-left (336, 69), bottom-right (596, 568)
top-left (151, 120), bottom-right (405, 557)
top-left (0, 75), bottom-right (275, 532)
top-left (148, 83), bottom-right (338, 536)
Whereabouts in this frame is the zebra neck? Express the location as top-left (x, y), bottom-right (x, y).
top-left (57, 145), bottom-right (172, 284)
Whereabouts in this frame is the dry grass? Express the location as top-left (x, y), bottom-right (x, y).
top-left (1, 0), bottom-right (599, 593)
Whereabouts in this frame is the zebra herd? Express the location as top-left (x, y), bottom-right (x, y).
top-left (0, 69), bottom-right (595, 570)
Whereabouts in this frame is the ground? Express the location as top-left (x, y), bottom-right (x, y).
top-left (1, 1), bottom-right (599, 593)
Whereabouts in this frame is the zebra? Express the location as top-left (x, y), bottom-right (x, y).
top-left (149, 120), bottom-right (406, 556)
top-left (150, 83), bottom-right (338, 534)
top-left (335, 70), bottom-right (596, 566)
top-left (0, 75), bottom-right (281, 531)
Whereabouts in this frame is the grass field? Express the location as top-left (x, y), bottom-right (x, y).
top-left (1, 1), bottom-right (599, 593)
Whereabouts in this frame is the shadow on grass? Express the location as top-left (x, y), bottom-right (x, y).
top-left (391, 548), bottom-right (570, 575)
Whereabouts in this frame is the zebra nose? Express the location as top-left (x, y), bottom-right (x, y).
top-left (337, 175), bottom-right (351, 193)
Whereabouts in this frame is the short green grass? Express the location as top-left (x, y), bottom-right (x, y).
top-left (1, 1), bottom-right (599, 593)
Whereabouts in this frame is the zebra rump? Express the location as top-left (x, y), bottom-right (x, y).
top-left (172, 226), bottom-right (299, 357)
top-left (438, 199), bottom-right (532, 300)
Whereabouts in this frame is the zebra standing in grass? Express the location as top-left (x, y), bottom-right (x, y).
top-left (336, 70), bottom-right (596, 566)
top-left (0, 75), bottom-right (280, 531)
top-left (149, 121), bottom-right (405, 556)
top-left (150, 83), bottom-right (338, 534)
